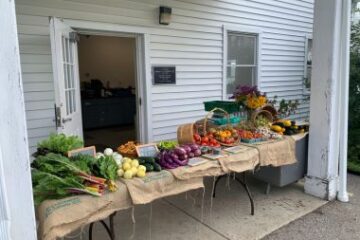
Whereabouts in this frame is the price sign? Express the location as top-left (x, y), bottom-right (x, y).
top-left (136, 144), bottom-right (159, 157)
top-left (67, 146), bottom-right (96, 157)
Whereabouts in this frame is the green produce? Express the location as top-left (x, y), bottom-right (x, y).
top-left (35, 133), bottom-right (83, 156)
top-left (143, 163), bottom-right (154, 172)
top-left (31, 153), bottom-right (107, 205)
top-left (69, 154), bottom-right (96, 174)
top-left (90, 155), bottom-right (118, 181)
top-left (158, 141), bottom-right (178, 150)
top-left (138, 156), bottom-right (156, 164)
top-left (32, 169), bottom-right (101, 205)
top-left (153, 163), bottom-right (162, 172)
top-left (31, 153), bottom-right (89, 177)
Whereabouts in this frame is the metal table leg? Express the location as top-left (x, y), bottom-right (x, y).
top-left (89, 212), bottom-right (116, 240)
top-left (235, 173), bottom-right (255, 216)
top-left (213, 172), bottom-right (255, 215)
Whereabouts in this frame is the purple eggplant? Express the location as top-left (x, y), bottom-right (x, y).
top-left (182, 145), bottom-right (192, 154)
top-left (193, 149), bottom-right (201, 157)
top-left (188, 152), bottom-right (195, 158)
top-left (178, 154), bottom-right (188, 160)
top-left (174, 147), bottom-right (186, 156)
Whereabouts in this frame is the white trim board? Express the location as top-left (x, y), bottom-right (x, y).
top-left (222, 24), bottom-right (263, 100)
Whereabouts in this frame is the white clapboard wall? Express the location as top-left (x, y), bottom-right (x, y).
top-left (15, 0), bottom-right (314, 153)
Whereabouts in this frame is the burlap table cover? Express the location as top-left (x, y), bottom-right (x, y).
top-left (217, 147), bottom-right (260, 173)
top-left (121, 170), bottom-right (204, 205)
top-left (240, 136), bottom-right (297, 167)
top-left (170, 159), bottom-right (224, 180)
top-left (37, 181), bottom-right (132, 240)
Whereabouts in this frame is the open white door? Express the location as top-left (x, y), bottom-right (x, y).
top-left (50, 17), bottom-right (83, 138)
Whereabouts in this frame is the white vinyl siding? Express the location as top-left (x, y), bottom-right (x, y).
top-left (15, 0), bottom-right (314, 151)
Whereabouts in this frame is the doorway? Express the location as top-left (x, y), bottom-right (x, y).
top-left (77, 34), bottom-right (137, 151)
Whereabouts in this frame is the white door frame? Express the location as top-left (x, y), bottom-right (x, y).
top-left (56, 19), bottom-right (153, 143)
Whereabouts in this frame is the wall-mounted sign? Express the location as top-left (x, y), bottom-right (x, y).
top-left (67, 146), bottom-right (96, 158)
top-left (152, 66), bottom-right (176, 84)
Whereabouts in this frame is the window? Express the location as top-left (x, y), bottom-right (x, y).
top-left (304, 36), bottom-right (312, 92)
top-left (226, 32), bottom-right (258, 95)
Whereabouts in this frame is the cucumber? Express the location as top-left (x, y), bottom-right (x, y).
top-left (138, 157), bottom-right (156, 164)
top-left (138, 158), bottom-right (146, 165)
top-left (153, 163), bottom-right (162, 172)
top-left (144, 163), bottom-right (154, 172)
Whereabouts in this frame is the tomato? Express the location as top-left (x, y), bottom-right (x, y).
top-left (193, 134), bottom-right (201, 141)
top-left (201, 142), bottom-right (207, 146)
top-left (202, 137), bottom-right (209, 143)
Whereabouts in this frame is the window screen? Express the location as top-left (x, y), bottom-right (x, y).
top-left (226, 32), bottom-right (257, 95)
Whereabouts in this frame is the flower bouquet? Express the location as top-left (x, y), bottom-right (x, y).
top-left (230, 85), bottom-right (267, 110)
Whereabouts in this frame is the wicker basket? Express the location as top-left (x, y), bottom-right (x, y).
top-left (177, 123), bottom-right (196, 145)
top-left (250, 109), bottom-right (274, 125)
top-left (261, 104), bottom-right (278, 120)
top-left (203, 108), bottom-right (239, 147)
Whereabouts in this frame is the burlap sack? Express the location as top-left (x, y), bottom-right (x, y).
top-left (290, 132), bottom-right (308, 141)
top-left (169, 159), bottom-right (224, 180)
top-left (217, 147), bottom-right (260, 173)
top-left (37, 182), bottom-right (132, 240)
top-left (241, 137), bottom-right (297, 167)
top-left (121, 171), bottom-right (204, 205)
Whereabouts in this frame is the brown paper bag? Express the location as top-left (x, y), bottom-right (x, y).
top-left (122, 171), bottom-right (204, 205)
top-left (169, 159), bottom-right (224, 180)
top-left (37, 182), bottom-right (132, 240)
top-left (217, 148), bottom-right (259, 173)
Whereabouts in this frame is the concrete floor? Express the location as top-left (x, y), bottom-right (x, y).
top-left (263, 173), bottom-right (360, 240)
top-left (67, 175), bottom-right (326, 240)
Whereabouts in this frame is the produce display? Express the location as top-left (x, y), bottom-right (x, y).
top-left (117, 141), bottom-right (138, 157)
top-left (237, 129), bottom-right (266, 143)
top-left (138, 157), bottom-right (162, 172)
top-left (117, 157), bottom-right (148, 179)
top-left (254, 115), bottom-right (271, 127)
top-left (193, 133), bottom-right (221, 147)
top-left (34, 133), bottom-right (83, 157)
top-left (31, 153), bottom-right (107, 205)
top-left (256, 127), bottom-right (283, 139)
top-left (157, 140), bottom-right (178, 151)
top-left (31, 135), bottom-right (127, 204)
top-left (271, 119), bottom-right (307, 135)
top-left (209, 127), bottom-right (239, 145)
top-left (158, 144), bottom-right (201, 169)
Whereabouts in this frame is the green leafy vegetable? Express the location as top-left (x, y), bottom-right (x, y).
top-left (31, 153), bottom-right (107, 205)
top-left (31, 169), bottom-right (101, 205)
top-left (36, 133), bottom-right (83, 155)
top-left (31, 153), bottom-right (89, 177)
top-left (69, 154), bottom-right (97, 174)
top-left (90, 156), bottom-right (118, 181)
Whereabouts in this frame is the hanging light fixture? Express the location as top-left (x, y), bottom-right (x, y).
top-left (159, 6), bottom-right (172, 25)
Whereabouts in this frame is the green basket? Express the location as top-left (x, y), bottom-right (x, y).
top-left (204, 101), bottom-right (240, 114)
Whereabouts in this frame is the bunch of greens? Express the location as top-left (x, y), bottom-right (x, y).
top-left (158, 141), bottom-right (178, 151)
top-left (90, 155), bottom-right (118, 181)
top-left (31, 169), bottom-right (101, 205)
top-left (35, 133), bottom-right (83, 156)
top-left (31, 153), bottom-right (106, 205)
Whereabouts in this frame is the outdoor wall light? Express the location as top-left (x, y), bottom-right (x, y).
top-left (159, 6), bottom-right (172, 25)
